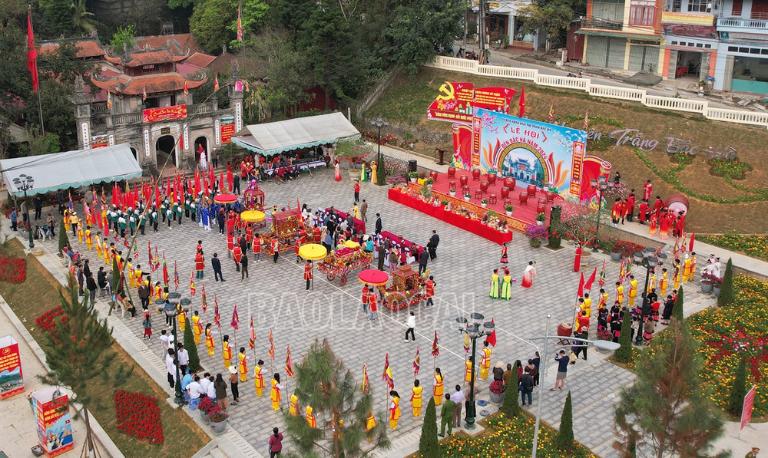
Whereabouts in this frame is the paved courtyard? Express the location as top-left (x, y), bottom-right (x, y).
top-left (52, 168), bottom-right (714, 457)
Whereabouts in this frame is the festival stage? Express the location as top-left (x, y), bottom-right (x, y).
top-left (388, 168), bottom-right (564, 244)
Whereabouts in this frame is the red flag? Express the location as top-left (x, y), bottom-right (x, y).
top-left (236, 5), bottom-right (244, 42)
top-left (485, 319), bottom-right (497, 346)
top-left (584, 267), bottom-right (598, 291)
top-left (194, 169), bottom-right (201, 196)
top-left (267, 329), bottom-right (275, 361)
top-left (431, 331), bottom-right (440, 358)
top-left (183, 80), bottom-right (189, 96)
top-left (518, 85), bottom-right (526, 118)
top-left (413, 348), bottom-right (421, 377)
top-left (214, 74), bottom-right (220, 92)
top-left (213, 295), bottom-right (221, 328)
top-left (248, 316), bottom-right (255, 350)
top-left (689, 233), bottom-right (695, 252)
top-left (26, 8), bottom-right (39, 93)
top-left (173, 261), bottom-right (179, 290)
top-left (382, 353), bottom-right (394, 389)
top-left (230, 304), bottom-right (239, 330)
top-left (285, 345), bottom-right (295, 377)
top-left (361, 364), bottom-right (370, 394)
top-left (201, 286), bottom-right (208, 314)
top-left (598, 260), bottom-right (606, 287)
top-left (162, 257), bottom-right (169, 286)
top-left (577, 271), bottom-right (585, 297)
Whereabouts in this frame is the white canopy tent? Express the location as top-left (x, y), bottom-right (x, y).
top-left (232, 112), bottom-right (360, 156)
top-left (1, 143), bottom-right (142, 198)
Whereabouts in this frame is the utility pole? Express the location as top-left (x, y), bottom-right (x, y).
top-left (478, 0), bottom-right (486, 63)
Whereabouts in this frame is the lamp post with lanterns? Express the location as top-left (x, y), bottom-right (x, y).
top-left (456, 312), bottom-right (495, 428)
top-left (589, 175), bottom-right (613, 252)
top-left (12, 173), bottom-right (35, 249)
top-left (370, 117), bottom-right (389, 185)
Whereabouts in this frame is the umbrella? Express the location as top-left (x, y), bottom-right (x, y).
top-left (298, 243), bottom-right (328, 261)
top-left (214, 193), bottom-right (238, 204)
top-left (240, 210), bottom-right (265, 223)
top-left (358, 269), bottom-right (389, 286)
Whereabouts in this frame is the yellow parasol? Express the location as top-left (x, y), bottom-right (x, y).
top-left (341, 240), bottom-right (360, 249)
top-left (240, 210), bottom-right (265, 223)
top-left (298, 243), bottom-right (327, 261)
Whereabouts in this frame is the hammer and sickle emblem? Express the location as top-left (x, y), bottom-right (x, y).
top-left (436, 82), bottom-right (455, 101)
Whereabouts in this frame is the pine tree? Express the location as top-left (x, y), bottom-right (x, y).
top-left (718, 258), bottom-right (735, 307)
top-left (284, 339), bottom-right (390, 457)
top-left (673, 285), bottom-right (684, 322)
top-left (58, 218), bottom-right (69, 253)
top-left (39, 278), bottom-right (131, 457)
top-left (418, 397), bottom-right (439, 458)
top-left (613, 310), bottom-right (633, 363)
top-left (183, 316), bottom-right (201, 372)
top-left (500, 366), bottom-right (520, 418)
top-left (615, 319), bottom-right (723, 457)
top-left (728, 357), bottom-right (747, 417)
top-left (555, 391), bottom-right (574, 450)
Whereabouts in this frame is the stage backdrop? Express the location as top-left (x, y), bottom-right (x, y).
top-left (470, 109), bottom-right (587, 197)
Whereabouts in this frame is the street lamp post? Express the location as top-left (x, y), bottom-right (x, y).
top-left (530, 314), bottom-right (620, 458)
top-left (589, 175), bottom-right (612, 252)
top-left (164, 293), bottom-right (185, 406)
top-left (635, 248), bottom-right (658, 345)
top-left (12, 174), bottom-right (35, 249)
top-left (370, 118), bottom-right (388, 186)
top-left (456, 312), bottom-right (495, 429)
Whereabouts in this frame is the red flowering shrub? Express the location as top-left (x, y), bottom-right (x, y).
top-left (0, 257), bottom-right (26, 283)
top-left (114, 390), bottom-right (164, 444)
top-left (35, 307), bottom-right (67, 333)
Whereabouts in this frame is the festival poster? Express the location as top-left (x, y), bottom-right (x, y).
top-left (470, 86), bottom-right (515, 113)
top-left (142, 104), bottom-right (188, 123)
top-left (427, 82), bottom-right (475, 123)
top-left (451, 123), bottom-right (473, 170)
top-left (32, 387), bottom-right (74, 457)
top-left (473, 108), bottom-right (588, 197)
top-left (220, 115), bottom-right (235, 145)
top-left (0, 336), bottom-right (23, 399)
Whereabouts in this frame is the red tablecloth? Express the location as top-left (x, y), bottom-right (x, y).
top-left (388, 188), bottom-right (512, 245)
top-left (326, 208), bottom-right (366, 234)
top-left (379, 230), bottom-right (424, 254)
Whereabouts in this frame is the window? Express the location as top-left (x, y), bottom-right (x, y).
top-left (687, 0), bottom-right (709, 12)
top-left (630, 0), bottom-right (656, 25)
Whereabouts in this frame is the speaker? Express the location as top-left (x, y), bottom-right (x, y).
top-left (407, 160), bottom-right (417, 173)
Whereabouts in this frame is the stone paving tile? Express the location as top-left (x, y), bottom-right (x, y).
top-left (49, 168), bottom-right (716, 457)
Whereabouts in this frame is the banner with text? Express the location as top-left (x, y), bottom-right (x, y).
top-left (220, 115), bottom-right (235, 145)
top-left (32, 387), bottom-right (74, 456)
top-left (0, 336), bottom-right (23, 399)
top-left (427, 82), bottom-right (515, 124)
top-left (143, 104), bottom-right (187, 123)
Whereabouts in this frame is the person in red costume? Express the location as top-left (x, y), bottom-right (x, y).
top-left (573, 244), bottom-right (582, 272)
top-left (643, 179), bottom-right (653, 201)
top-left (625, 190), bottom-right (635, 222)
top-left (638, 199), bottom-right (649, 224)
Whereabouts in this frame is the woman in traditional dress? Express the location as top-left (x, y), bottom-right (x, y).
top-left (500, 268), bottom-right (512, 300)
top-left (433, 368), bottom-right (444, 406)
top-left (489, 269), bottom-right (500, 298)
top-left (500, 243), bottom-right (508, 264)
top-left (389, 390), bottom-right (401, 430)
top-left (659, 209), bottom-right (671, 239)
top-left (521, 261), bottom-right (536, 288)
top-left (334, 160), bottom-right (342, 182)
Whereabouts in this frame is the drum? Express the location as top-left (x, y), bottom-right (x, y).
top-left (557, 323), bottom-right (572, 337)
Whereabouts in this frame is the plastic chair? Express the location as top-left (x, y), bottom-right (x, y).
top-left (489, 193), bottom-right (497, 204)
top-left (518, 192), bottom-right (528, 205)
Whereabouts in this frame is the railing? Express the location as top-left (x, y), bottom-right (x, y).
top-left (717, 16), bottom-right (768, 29)
top-left (189, 101), bottom-right (216, 115)
top-left (426, 56), bottom-right (768, 129)
top-left (581, 17), bottom-right (624, 30)
top-left (112, 112), bottom-right (142, 126)
top-left (91, 103), bottom-right (110, 114)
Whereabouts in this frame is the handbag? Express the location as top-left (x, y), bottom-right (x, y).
top-left (568, 351), bottom-right (578, 364)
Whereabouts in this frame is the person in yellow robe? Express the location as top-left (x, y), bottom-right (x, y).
top-left (688, 252), bottom-right (697, 283)
top-left (583, 293), bottom-right (593, 315)
top-left (177, 305), bottom-right (186, 333)
top-left (204, 324), bottom-right (215, 357)
top-left (673, 260), bottom-right (682, 290)
top-left (647, 271), bottom-right (657, 294)
top-left (433, 368), bottom-right (444, 406)
top-left (305, 405), bottom-right (317, 428)
top-left (628, 275), bottom-right (638, 307)
top-left (465, 356), bottom-right (474, 383)
top-left (270, 374), bottom-right (283, 411)
top-left (192, 311), bottom-right (202, 345)
top-left (95, 233), bottom-right (103, 260)
top-left (127, 259), bottom-right (136, 288)
top-left (254, 360), bottom-right (265, 397)
top-left (77, 224), bottom-right (84, 244)
top-left (365, 412), bottom-right (377, 431)
top-left (133, 265), bottom-right (143, 290)
top-left (598, 288), bottom-right (609, 310)
top-left (660, 268), bottom-right (669, 296)
top-left (479, 343), bottom-right (492, 381)
top-left (682, 255), bottom-right (693, 282)
top-left (85, 226), bottom-right (93, 250)
top-left (289, 393), bottom-right (300, 416)
top-left (578, 297), bottom-right (591, 318)
top-left (411, 380), bottom-right (423, 417)
top-left (222, 335), bottom-right (232, 368)
top-left (238, 348), bottom-right (247, 382)
top-left (389, 390), bottom-right (401, 430)
top-left (615, 282), bottom-right (625, 305)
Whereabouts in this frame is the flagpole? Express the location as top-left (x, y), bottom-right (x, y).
top-left (37, 90), bottom-right (45, 135)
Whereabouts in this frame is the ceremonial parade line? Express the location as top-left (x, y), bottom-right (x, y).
top-left (280, 257), bottom-right (466, 361)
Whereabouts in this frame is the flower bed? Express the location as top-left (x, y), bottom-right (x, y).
top-left (114, 390), bottom-right (164, 444)
top-left (438, 413), bottom-right (596, 457)
top-left (0, 256), bottom-right (26, 283)
top-left (698, 233), bottom-right (768, 262)
top-left (34, 306), bottom-right (67, 333)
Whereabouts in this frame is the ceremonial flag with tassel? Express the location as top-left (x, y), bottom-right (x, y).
top-left (230, 304), bottom-right (239, 330)
top-left (361, 364), bottom-right (370, 394)
top-left (173, 261), bottom-right (179, 290)
top-left (412, 348), bottom-right (421, 377)
top-left (598, 260), bottom-right (606, 287)
top-left (431, 331), bottom-right (440, 358)
top-left (201, 285), bottom-right (208, 314)
top-left (485, 319), bottom-right (497, 346)
top-left (248, 316), bottom-right (255, 350)
top-left (267, 329), bottom-right (275, 362)
top-left (547, 104), bottom-right (555, 123)
top-left (162, 257), bottom-right (169, 286)
top-left (285, 345), bottom-right (295, 377)
top-left (213, 295), bottom-right (221, 327)
top-left (236, 4), bottom-right (244, 42)
top-left (463, 332), bottom-right (470, 354)
top-left (518, 85), bottom-right (526, 117)
top-left (382, 353), bottom-right (394, 389)
top-left (214, 74), bottom-right (220, 92)
top-left (689, 233), bottom-right (695, 252)
top-left (584, 267), bottom-right (598, 291)
top-left (26, 8), bottom-right (39, 93)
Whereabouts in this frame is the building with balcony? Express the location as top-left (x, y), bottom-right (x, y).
top-left (471, 0), bottom-right (542, 49)
top-left (714, 0), bottom-right (768, 93)
top-left (63, 34), bottom-right (243, 172)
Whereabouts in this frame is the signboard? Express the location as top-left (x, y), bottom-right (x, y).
top-left (740, 385), bottom-right (757, 430)
top-left (143, 104), bottom-right (187, 123)
top-left (470, 108), bottom-right (587, 197)
top-left (220, 115), bottom-right (235, 145)
top-left (0, 336), bottom-right (23, 399)
top-left (427, 82), bottom-right (515, 124)
top-left (31, 387), bottom-right (74, 456)
top-left (90, 135), bottom-right (109, 149)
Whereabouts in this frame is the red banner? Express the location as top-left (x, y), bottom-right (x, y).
top-left (142, 104), bottom-right (187, 123)
top-left (221, 122), bottom-right (235, 144)
top-left (740, 386), bottom-right (757, 430)
top-left (471, 86), bottom-right (515, 112)
top-left (428, 82), bottom-right (516, 124)
top-left (0, 337), bottom-right (23, 399)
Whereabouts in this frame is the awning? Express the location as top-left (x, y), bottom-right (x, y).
top-left (232, 112), bottom-right (360, 156)
top-left (1, 143), bottom-right (142, 197)
top-left (577, 29), bottom-right (662, 42)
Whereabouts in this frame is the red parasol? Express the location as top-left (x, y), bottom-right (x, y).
top-left (214, 193), bottom-right (238, 204)
top-left (358, 269), bottom-right (389, 286)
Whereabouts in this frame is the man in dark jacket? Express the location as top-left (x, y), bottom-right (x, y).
top-left (97, 267), bottom-right (108, 296)
top-left (520, 367), bottom-right (534, 406)
top-left (377, 243), bottom-right (386, 271)
top-left (211, 252), bottom-right (225, 282)
top-left (418, 249), bottom-right (429, 275)
top-left (138, 281), bottom-right (151, 310)
top-left (374, 214), bottom-right (382, 234)
top-left (85, 274), bottom-right (97, 305)
top-left (427, 230), bottom-right (440, 260)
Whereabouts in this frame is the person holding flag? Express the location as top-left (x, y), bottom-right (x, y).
top-left (479, 341), bottom-right (492, 381)
top-left (222, 335), bottom-right (233, 368)
top-left (411, 379), bottom-right (423, 417)
top-left (382, 353), bottom-right (394, 391)
top-left (304, 260), bottom-right (313, 290)
top-left (238, 347), bottom-right (248, 382)
top-left (253, 359), bottom-right (266, 397)
top-left (204, 323), bottom-right (215, 357)
top-left (270, 373), bottom-right (283, 411)
top-left (192, 310), bottom-right (203, 345)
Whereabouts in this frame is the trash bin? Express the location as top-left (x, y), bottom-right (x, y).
top-left (407, 160), bottom-right (417, 173)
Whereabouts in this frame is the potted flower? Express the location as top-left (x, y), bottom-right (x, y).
top-left (449, 183), bottom-right (457, 197)
top-left (481, 198), bottom-right (488, 208)
top-left (441, 199), bottom-right (449, 208)
top-left (525, 225), bottom-right (548, 248)
top-left (535, 212), bottom-right (545, 226)
top-left (425, 178), bottom-right (434, 189)
top-left (504, 203), bottom-right (513, 217)
top-left (408, 171), bottom-right (418, 183)
top-left (198, 397), bottom-right (215, 424)
top-left (463, 191), bottom-right (471, 202)
top-left (207, 405), bottom-right (229, 434)
top-left (700, 273), bottom-right (714, 293)
top-left (710, 274), bottom-right (722, 296)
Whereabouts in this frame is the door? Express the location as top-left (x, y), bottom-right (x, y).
top-left (586, 36), bottom-right (609, 67)
top-left (606, 38), bottom-right (627, 69)
top-left (628, 44), bottom-right (659, 72)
